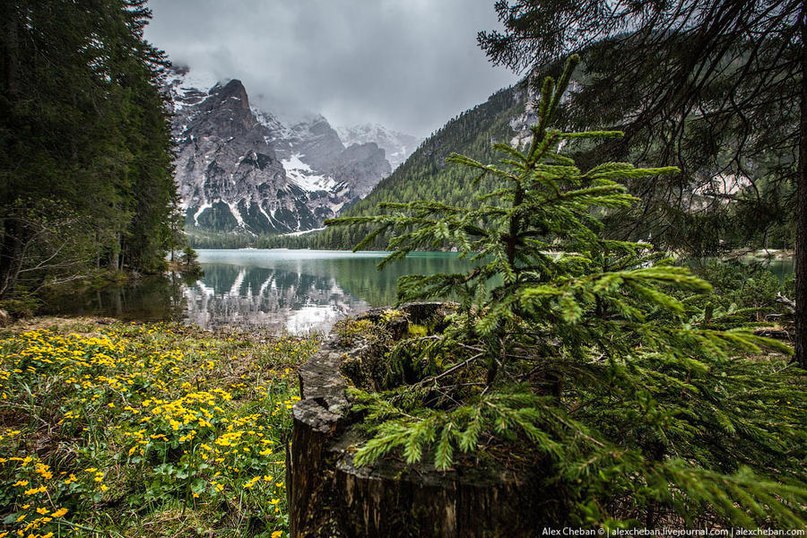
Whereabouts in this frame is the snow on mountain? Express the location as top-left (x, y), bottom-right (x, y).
top-left (164, 65), bottom-right (394, 236)
top-left (281, 153), bottom-right (338, 192)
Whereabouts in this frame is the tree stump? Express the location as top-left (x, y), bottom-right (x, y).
top-left (287, 304), bottom-right (553, 537)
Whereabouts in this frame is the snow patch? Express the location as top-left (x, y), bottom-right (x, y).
top-left (193, 203), bottom-right (212, 226)
top-left (281, 153), bottom-right (337, 192)
top-left (227, 202), bottom-right (245, 227)
top-left (258, 204), bottom-right (273, 226)
top-left (284, 227), bottom-right (326, 237)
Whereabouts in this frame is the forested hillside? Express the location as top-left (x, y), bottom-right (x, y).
top-left (0, 0), bottom-right (177, 301)
top-left (287, 38), bottom-right (796, 257)
top-left (268, 85), bottom-right (526, 250)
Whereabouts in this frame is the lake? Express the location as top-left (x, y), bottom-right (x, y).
top-left (43, 249), bottom-right (471, 335)
top-left (41, 249), bottom-right (795, 335)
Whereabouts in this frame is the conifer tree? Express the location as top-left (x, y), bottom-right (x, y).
top-left (327, 56), bottom-right (806, 528)
top-left (478, 0), bottom-right (805, 367)
top-left (0, 0), bottom-right (175, 297)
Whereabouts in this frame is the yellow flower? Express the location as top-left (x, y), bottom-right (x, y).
top-left (51, 508), bottom-right (68, 518)
top-left (35, 463), bottom-right (53, 480)
top-left (272, 532), bottom-right (283, 538)
top-left (243, 476), bottom-right (261, 489)
top-left (36, 507), bottom-right (49, 515)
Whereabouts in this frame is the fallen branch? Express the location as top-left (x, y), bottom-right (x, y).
top-left (775, 292), bottom-right (796, 313)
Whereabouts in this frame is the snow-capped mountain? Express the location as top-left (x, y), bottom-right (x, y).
top-left (337, 123), bottom-right (422, 171)
top-left (164, 65), bottom-right (398, 236)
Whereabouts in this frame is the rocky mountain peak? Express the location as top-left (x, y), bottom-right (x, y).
top-left (288, 116), bottom-right (345, 171)
top-left (212, 79), bottom-right (250, 109)
top-left (327, 142), bottom-right (391, 198)
top-left (190, 79), bottom-right (255, 139)
top-left (164, 66), bottom-right (406, 238)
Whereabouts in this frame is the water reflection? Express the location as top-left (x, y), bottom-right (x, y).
top-left (184, 250), bottom-right (471, 334)
top-left (42, 273), bottom-right (188, 322)
top-left (41, 249), bottom-right (795, 335)
top-left (185, 263), bottom-right (360, 334)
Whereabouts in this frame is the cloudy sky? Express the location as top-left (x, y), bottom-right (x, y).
top-left (144, 0), bottom-right (520, 138)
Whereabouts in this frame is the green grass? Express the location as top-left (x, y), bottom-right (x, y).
top-left (0, 318), bottom-right (319, 537)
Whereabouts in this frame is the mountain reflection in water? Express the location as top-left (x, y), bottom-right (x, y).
top-left (186, 263), bottom-right (361, 334)
top-left (41, 250), bottom-right (794, 335)
top-left (43, 250), bottom-right (470, 335)
top-left (189, 250), bottom-right (470, 334)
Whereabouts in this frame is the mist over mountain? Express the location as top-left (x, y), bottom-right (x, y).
top-left (164, 66), bottom-right (418, 239)
top-left (336, 124), bottom-right (422, 171)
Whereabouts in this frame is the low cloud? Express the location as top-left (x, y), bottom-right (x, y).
top-left (144, 0), bottom-right (519, 137)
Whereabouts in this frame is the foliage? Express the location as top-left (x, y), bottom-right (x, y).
top-left (476, 0), bottom-right (806, 368)
top-left (478, 0), bottom-right (801, 251)
top-left (327, 56), bottom-right (806, 528)
top-left (0, 320), bottom-right (317, 537)
top-left (0, 0), bottom-right (177, 298)
top-left (176, 246), bottom-right (203, 278)
top-left (689, 259), bottom-right (793, 322)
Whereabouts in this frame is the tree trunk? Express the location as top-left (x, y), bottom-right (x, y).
top-left (288, 305), bottom-right (561, 537)
top-left (3, 2), bottom-right (19, 97)
top-left (796, 10), bottom-right (806, 368)
top-left (0, 219), bottom-right (25, 299)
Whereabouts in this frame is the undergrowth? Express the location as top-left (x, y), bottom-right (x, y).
top-left (0, 318), bottom-right (317, 537)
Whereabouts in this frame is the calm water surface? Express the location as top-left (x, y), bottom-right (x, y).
top-left (44, 250), bottom-right (471, 335)
top-left (42, 249), bottom-right (794, 335)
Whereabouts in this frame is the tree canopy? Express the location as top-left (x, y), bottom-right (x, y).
top-left (0, 0), bottom-right (177, 299)
top-left (478, 0), bottom-right (806, 365)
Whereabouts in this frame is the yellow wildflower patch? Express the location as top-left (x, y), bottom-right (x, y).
top-left (0, 321), bottom-right (315, 536)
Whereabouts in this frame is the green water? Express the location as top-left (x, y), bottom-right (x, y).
top-left (43, 250), bottom-right (471, 334)
top-left (42, 249), bottom-right (794, 334)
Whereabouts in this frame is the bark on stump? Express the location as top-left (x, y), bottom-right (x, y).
top-left (287, 304), bottom-right (553, 537)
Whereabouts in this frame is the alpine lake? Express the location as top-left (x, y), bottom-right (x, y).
top-left (41, 249), bottom-right (794, 335)
top-left (42, 250), bottom-right (472, 335)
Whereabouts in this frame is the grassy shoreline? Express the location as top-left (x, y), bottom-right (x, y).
top-left (0, 318), bottom-right (318, 537)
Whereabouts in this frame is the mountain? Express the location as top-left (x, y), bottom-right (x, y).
top-left (336, 124), bottom-right (422, 171)
top-left (296, 84), bottom-right (528, 250)
top-left (164, 66), bottom-right (397, 240)
top-left (277, 115), bottom-right (391, 199)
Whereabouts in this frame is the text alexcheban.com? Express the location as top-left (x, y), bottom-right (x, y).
top-left (541, 528), bottom-right (806, 537)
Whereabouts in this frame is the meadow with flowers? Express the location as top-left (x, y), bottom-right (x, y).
top-left (0, 318), bottom-right (318, 537)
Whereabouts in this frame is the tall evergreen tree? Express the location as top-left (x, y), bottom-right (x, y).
top-left (0, 0), bottom-right (176, 298)
top-left (328, 56), bottom-right (806, 528)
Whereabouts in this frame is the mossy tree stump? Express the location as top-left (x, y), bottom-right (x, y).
top-left (287, 304), bottom-right (553, 537)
